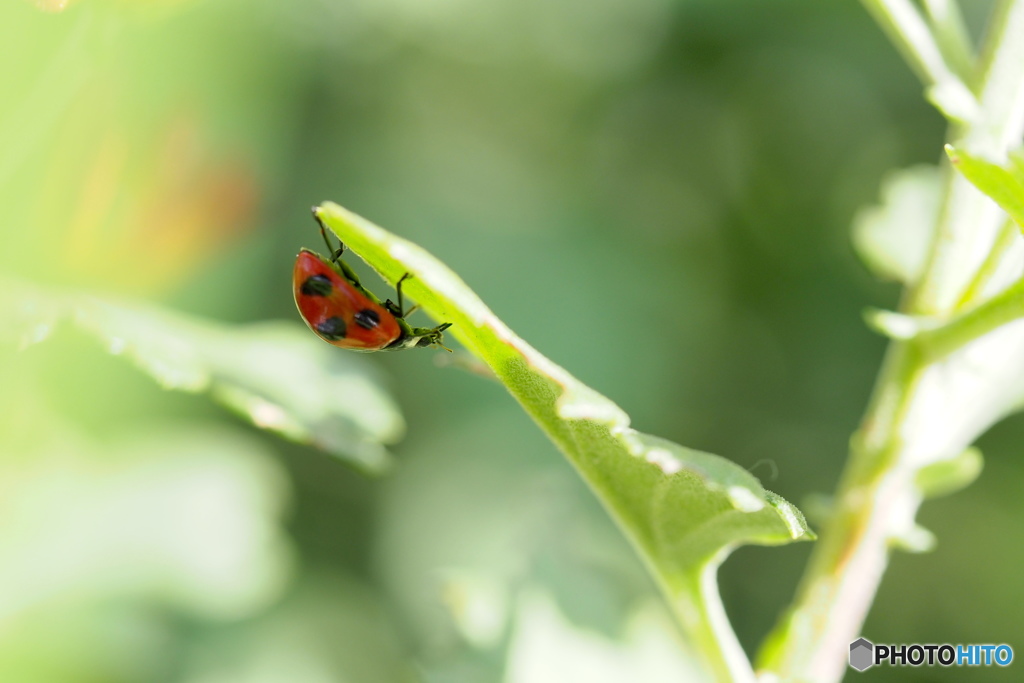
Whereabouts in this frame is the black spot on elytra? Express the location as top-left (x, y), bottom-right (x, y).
top-left (316, 316), bottom-right (347, 340)
top-left (354, 308), bottom-right (380, 330)
top-left (301, 274), bottom-right (333, 297)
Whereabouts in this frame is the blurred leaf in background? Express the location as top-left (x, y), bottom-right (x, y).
top-left (1, 0), bottom-right (411, 680)
top-left (2, 0), bottom-right (1022, 681)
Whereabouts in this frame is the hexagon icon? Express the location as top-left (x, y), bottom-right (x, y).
top-left (849, 638), bottom-right (874, 671)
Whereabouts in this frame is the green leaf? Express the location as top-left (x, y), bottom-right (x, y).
top-left (946, 144), bottom-right (1024, 232)
top-left (314, 201), bottom-right (815, 679)
top-left (75, 297), bottom-right (404, 472)
top-left (0, 426), bottom-right (294, 617)
top-left (852, 165), bottom-right (940, 284)
top-left (1, 280), bottom-right (403, 472)
top-left (915, 446), bottom-right (983, 499)
top-left (863, 307), bottom-right (936, 340)
top-left (925, 81), bottom-right (979, 123)
top-left (0, 278), bottom-right (64, 349)
top-left (505, 590), bottom-right (708, 683)
top-left (888, 522), bottom-right (937, 554)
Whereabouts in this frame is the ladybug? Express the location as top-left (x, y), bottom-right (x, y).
top-left (293, 209), bottom-right (452, 351)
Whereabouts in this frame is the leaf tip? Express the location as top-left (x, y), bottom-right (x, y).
top-left (925, 82), bottom-right (979, 124)
top-left (889, 523), bottom-right (936, 553)
top-left (915, 446), bottom-right (983, 499)
top-left (863, 308), bottom-right (926, 340)
top-left (944, 143), bottom-right (959, 164)
top-left (765, 490), bottom-right (816, 541)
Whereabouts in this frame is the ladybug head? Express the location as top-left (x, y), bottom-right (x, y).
top-left (393, 322), bottom-right (453, 351)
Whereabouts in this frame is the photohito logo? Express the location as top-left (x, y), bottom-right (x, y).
top-left (849, 638), bottom-right (1013, 671)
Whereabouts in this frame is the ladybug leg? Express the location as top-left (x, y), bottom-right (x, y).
top-left (313, 211), bottom-right (346, 263)
top-left (396, 273), bottom-right (413, 317)
top-left (386, 273), bottom-right (413, 318)
top-left (319, 224), bottom-right (345, 263)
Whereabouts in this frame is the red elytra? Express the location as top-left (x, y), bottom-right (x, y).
top-left (292, 211), bottom-right (452, 352)
top-left (293, 250), bottom-right (403, 350)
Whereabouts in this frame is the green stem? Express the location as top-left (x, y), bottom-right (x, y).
top-left (510, 394), bottom-right (756, 683)
top-left (861, 0), bottom-right (963, 88)
top-left (860, 0), bottom-right (977, 119)
top-left (954, 217), bottom-right (1018, 310)
top-left (757, 344), bottom-right (924, 681)
top-left (758, 2), bottom-right (1024, 680)
top-left (590, 473), bottom-right (757, 683)
top-left (922, 0), bottom-right (974, 80)
top-left (597, 503), bottom-right (754, 683)
top-left (667, 559), bottom-right (756, 683)
top-left (919, 274), bottom-right (1024, 360)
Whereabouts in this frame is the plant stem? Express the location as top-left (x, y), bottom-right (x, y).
top-left (861, 0), bottom-right (963, 89)
top-left (584, 458), bottom-right (758, 683)
top-left (922, 0), bottom-right (974, 79)
top-left (507, 399), bottom-right (760, 683)
top-left (758, 2), bottom-right (1024, 680)
top-left (860, 0), bottom-right (978, 120)
top-left (953, 217), bottom-right (1017, 310)
top-left (757, 342), bottom-right (924, 681)
top-left (919, 274), bottom-right (1024, 360)
top-left (668, 561), bottom-right (756, 683)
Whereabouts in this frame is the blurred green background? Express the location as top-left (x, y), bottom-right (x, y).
top-left (1, 0), bottom-right (1020, 681)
